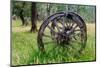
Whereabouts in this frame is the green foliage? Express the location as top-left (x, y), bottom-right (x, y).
top-left (12, 1), bottom-right (95, 23)
top-left (36, 3), bottom-right (47, 20)
top-left (77, 5), bottom-right (96, 23)
top-left (56, 4), bottom-right (66, 12)
top-left (12, 1), bottom-right (31, 17)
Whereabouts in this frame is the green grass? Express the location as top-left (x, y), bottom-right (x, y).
top-left (12, 19), bottom-right (96, 66)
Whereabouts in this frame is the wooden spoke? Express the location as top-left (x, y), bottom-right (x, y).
top-left (53, 19), bottom-right (61, 32)
top-left (68, 20), bottom-right (72, 27)
top-left (47, 25), bottom-right (57, 34)
top-left (74, 29), bottom-right (81, 31)
top-left (65, 18), bottom-right (72, 27)
top-left (70, 21), bottom-right (75, 28)
top-left (71, 38), bottom-right (81, 45)
top-left (64, 17), bottom-right (69, 27)
top-left (60, 17), bottom-right (66, 29)
top-left (43, 33), bottom-right (51, 38)
top-left (73, 36), bottom-right (77, 40)
top-left (72, 32), bottom-right (80, 37)
top-left (72, 24), bottom-right (78, 31)
top-left (74, 28), bottom-right (83, 32)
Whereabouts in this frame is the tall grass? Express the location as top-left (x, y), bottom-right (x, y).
top-left (12, 20), bottom-right (96, 66)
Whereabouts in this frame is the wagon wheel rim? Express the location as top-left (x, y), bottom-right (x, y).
top-left (37, 12), bottom-right (87, 56)
top-left (51, 16), bottom-right (85, 54)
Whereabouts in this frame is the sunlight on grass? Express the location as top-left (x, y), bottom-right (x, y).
top-left (12, 20), bottom-right (96, 66)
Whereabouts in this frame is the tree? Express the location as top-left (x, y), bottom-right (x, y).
top-left (47, 4), bottom-right (52, 16)
top-left (30, 2), bottom-right (37, 32)
top-left (19, 2), bottom-right (25, 26)
top-left (12, 1), bottom-right (26, 26)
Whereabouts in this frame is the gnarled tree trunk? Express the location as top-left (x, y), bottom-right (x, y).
top-left (30, 2), bottom-right (37, 32)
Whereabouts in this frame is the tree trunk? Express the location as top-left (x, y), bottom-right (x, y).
top-left (65, 5), bottom-right (68, 13)
top-left (19, 2), bottom-right (25, 26)
top-left (19, 10), bottom-right (25, 25)
top-left (30, 2), bottom-right (37, 32)
top-left (47, 4), bottom-right (52, 17)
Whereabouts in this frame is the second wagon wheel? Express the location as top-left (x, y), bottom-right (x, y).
top-left (37, 12), bottom-right (87, 55)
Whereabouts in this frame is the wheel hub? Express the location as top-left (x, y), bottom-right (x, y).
top-left (56, 27), bottom-right (72, 45)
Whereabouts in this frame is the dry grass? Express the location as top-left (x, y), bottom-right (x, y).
top-left (87, 23), bottom-right (95, 33)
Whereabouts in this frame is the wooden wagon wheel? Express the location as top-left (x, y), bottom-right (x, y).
top-left (37, 12), bottom-right (87, 55)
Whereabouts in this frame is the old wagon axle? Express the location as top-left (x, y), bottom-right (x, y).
top-left (55, 27), bottom-right (74, 44)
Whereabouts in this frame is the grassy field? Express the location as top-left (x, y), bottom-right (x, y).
top-left (12, 19), bottom-right (96, 66)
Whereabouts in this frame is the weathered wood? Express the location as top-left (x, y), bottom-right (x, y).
top-left (37, 12), bottom-right (87, 54)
